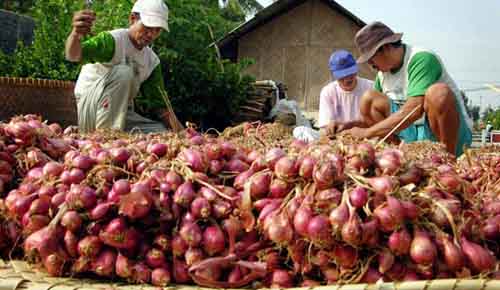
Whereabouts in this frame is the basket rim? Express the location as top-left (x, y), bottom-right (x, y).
top-left (0, 77), bottom-right (75, 89)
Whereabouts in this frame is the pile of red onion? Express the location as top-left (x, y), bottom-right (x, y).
top-left (0, 115), bottom-right (498, 287)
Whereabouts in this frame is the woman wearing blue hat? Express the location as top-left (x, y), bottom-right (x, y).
top-left (318, 49), bottom-right (374, 136)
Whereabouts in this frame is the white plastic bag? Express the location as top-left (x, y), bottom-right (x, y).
top-left (268, 99), bottom-right (311, 128)
top-left (293, 126), bottom-right (320, 142)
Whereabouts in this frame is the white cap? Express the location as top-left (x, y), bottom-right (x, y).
top-left (132, 0), bottom-right (169, 31)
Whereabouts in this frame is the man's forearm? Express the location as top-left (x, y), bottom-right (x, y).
top-left (366, 98), bottom-right (424, 138)
top-left (349, 120), bottom-right (368, 128)
top-left (65, 31), bottom-right (83, 62)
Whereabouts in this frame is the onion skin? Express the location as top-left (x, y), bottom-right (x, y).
top-left (90, 202), bottom-right (114, 221)
top-left (460, 236), bottom-right (495, 273)
top-left (270, 269), bottom-right (294, 288)
top-left (166, 171), bottom-right (183, 191)
top-left (60, 211), bottom-right (82, 232)
top-left (116, 253), bottom-right (134, 278)
top-left (274, 156), bottom-right (299, 180)
top-left (151, 267), bottom-right (171, 286)
top-left (329, 202), bottom-right (349, 233)
top-left (202, 225), bottom-right (225, 256)
top-left (333, 245), bottom-right (357, 269)
top-left (223, 217), bottom-right (241, 254)
top-left (376, 149), bottom-right (402, 175)
top-left (349, 186), bottom-right (368, 208)
top-left (77, 235), bottom-right (102, 258)
top-left (341, 210), bottom-right (362, 246)
top-left (293, 206), bottom-right (313, 237)
top-left (299, 156), bottom-right (316, 179)
top-left (437, 173), bottom-right (462, 192)
top-left (153, 234), bottom-right (171, 252)
top-left (437, 235), bottom-right (465, 272)
top-left (172, 235), bottom-right (188, 257)
top-left (99, 218), bottom-right (139, 250)
top-left (266, 213), bottom-right (293, 245)
top-left (146, 248), bottom-right (167, 268)
top-left (234, 170), bottom-right (254, 191)
top-left (191, 197), bottom-right (211, 219)
top-left (388, 228), bottom-right (412, 256)
top-left (374, 197), bottom-right (405, 232)
top-left (361, 219), bottom-right (379, 247)
top-left (313, 157), bottom-right (343, 190)
top-left (173, 258), bottom-right (191, 283)
top-left (361, 267), bottom-right (384, 283)
top-left (22, 214), bottom-right (50, 235)
top-left (410, 230), bottom-right (437, 266)
top-left (399, 165), bottom-right (423, 185)
top-left (173, 181), bottom-right (196, 207)
top-left (307, 215), bottom-right (331, 246)
top-left (249, 171), bottom-right (272, 199)
top-left (63, 230), bottom-right (78, 258)
top-left (43, 253), bottom-right (65, 277)
top-left (401, 200), bottom-right (419, 220)
top-left (185, 248), bottom-right (205, 266)
top-left (265, 148), bottom-right (286, 170)
top-left (228, 266), bottom-right (243, 284)
top-left (225, 158), bottom-right (249, 173)
top-left (269, 178), bottom-right (292, 199)
top-left (132, 262), bottom-right (152, 283)
top-left (378, 249), bottom-right (395, 274)
top-left (179, 222), bottom-right (203, 248)
top-left (315, 188), bottom-right (342, 212)
top-left (367, 176), bottom-right (398, 195)
top-left (24, 223), bottom-right (63, 261)
top-left (119, 190), bottom-right (153, 219)
top-left (92, 249), bottom-right (117, 277)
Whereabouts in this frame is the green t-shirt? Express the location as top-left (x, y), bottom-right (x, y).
top-left (81, 31), bottom-right (165, 100)
top-left (374, 50), bottom-right (443, 98)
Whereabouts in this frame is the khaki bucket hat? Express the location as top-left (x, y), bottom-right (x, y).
top-left (354, 21), bottom-right (403, 63)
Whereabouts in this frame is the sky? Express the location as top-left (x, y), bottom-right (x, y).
top-left (257, 0), bottom-right (500, 112)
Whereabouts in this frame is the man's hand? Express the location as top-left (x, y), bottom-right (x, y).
top-left (341, 127), bottom-right (370, 139)
top-left (321, 120), bottom-right (360, 137)
top-left (71, 10), bottom-right (96, 37)
top-left (321, 121), bottom-right (345, 136)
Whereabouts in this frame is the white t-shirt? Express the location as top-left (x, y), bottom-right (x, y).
top-left (318, 77), bottom-right (373, 127)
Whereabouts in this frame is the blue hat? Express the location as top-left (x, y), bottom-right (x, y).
top-left (328, 50), bottom-right (358, 79)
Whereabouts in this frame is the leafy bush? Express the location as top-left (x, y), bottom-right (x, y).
top-left (484, 108), bottom-right (500, 130)
top-left (0, 0), bottom-right (255, 130)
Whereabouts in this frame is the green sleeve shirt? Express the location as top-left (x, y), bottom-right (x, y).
top-left (80, 32), bottom-right (166, 100)
top-left (81, 32), bottom-right (115, 64)
top-left (140, 65), bottom-right (165, 100)
top-left (374, 75), bottom-right (382, 92)
top-left (406, 52), bottom-right (442, 97)
top-left (373, 51), bottom-right (443, 98)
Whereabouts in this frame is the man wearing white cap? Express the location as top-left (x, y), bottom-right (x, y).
top-left (65, 0), bottom-right (177, 133)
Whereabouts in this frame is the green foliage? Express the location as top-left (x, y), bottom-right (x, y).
top-left (220, 0), bottom-right (263, 16)
top-left (460, 91), bottom-right (481, 123)
top-left (484, 108), bottom-right (500, 130)
top-left (1, 0), bottom-right (35, 15)
top-left (0, 0), bottom-right (82, 80)
top-left (0, 0), bottom-right (256, 130)
top-left (221, 0), bottom-right (246, 22)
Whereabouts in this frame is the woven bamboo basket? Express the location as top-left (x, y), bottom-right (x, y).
top-left (0, 77), bottom-right (77, 127)
top-left (1, 260), bottom-right (499, 290)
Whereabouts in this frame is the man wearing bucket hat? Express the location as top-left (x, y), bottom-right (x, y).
top-left (65, 0), bottom-right (179, 133)
top-left (318, 50), bottom-right (373, 136)
top-left (343, 21), bottom-right (472, 156)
